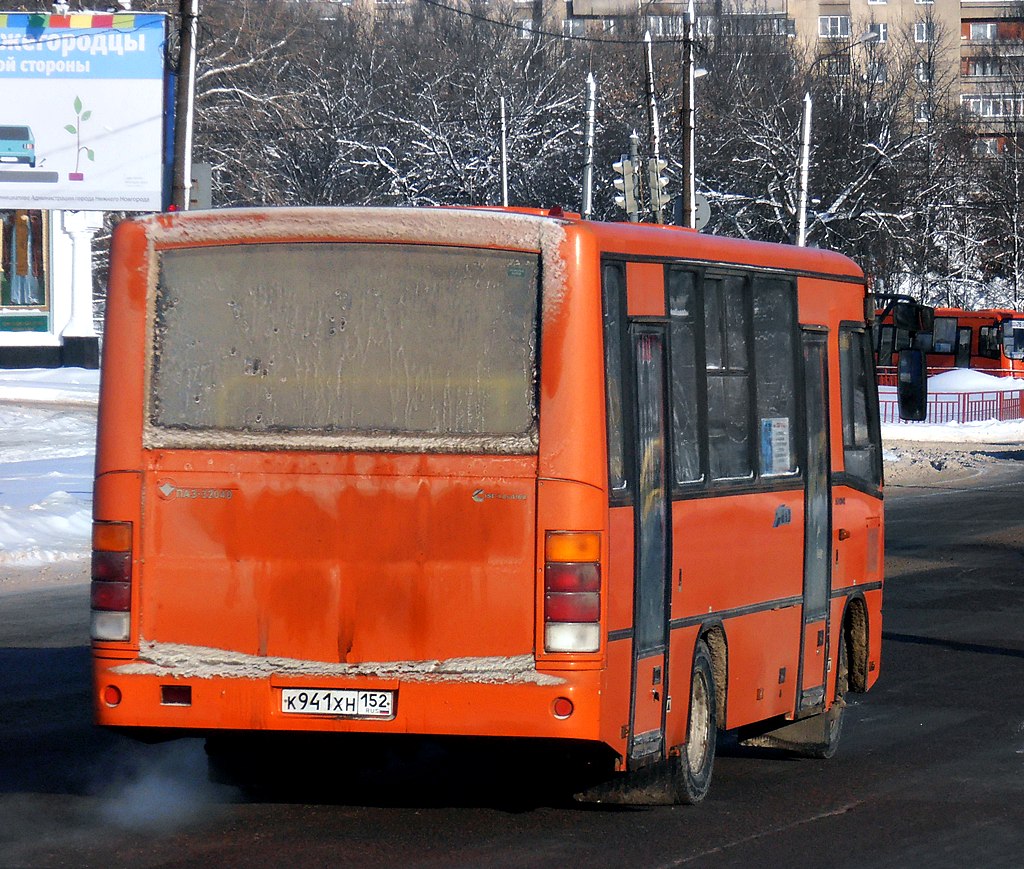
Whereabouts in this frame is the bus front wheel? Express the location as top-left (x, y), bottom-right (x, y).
top-left (674, 639), bottom-right (717, 804)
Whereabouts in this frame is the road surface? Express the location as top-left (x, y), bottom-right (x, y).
top-left (2, 453), bottom-right (1022, 868)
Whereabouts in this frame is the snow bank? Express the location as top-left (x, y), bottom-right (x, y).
top-left (0, 369), bottom-right (98, 567)
top-left (927, 369), bottom-right (1024, 393)
top-left (883, 418), bottom-right (1024, 443)
top-left (0, 366), bottom-right (99, 405)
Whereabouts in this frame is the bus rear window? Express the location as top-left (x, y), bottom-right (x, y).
top-left (151, 242), bottom-right (539, 450)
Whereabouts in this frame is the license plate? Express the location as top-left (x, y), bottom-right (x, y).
top-left (280, 688), bottom-right (394, 719)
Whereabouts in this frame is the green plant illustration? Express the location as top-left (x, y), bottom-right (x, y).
top-left (64, 96), bottom-right (94, 175)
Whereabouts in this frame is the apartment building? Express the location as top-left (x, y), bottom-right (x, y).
top-left (508, 1), bottom-right (1024, 143)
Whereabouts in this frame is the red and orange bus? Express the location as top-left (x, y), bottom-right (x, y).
top-left (876, 305), bottom-right (1024, 384)
top-left (92, 206), bottom-right (894, 803)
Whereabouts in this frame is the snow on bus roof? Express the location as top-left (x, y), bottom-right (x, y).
top-left (135, 206), bottom-right (862, 279)
top-left (137, 205), bottom-right (564, 251)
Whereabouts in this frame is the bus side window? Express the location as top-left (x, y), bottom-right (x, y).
top-left (979, 326), bottom-right (1000, 359)
top-left (932, 317), bottom-right (958, 354)
top-left (752, 277), bottom-right (797, 476)
top-left (603, 262), bottom-right (630, 497)
top-left (1003, 319), bottom-right (1024, 360)
top-left (840, 328), bottom-right (882, 489)
top-left (705, 274), bottom-right (752, 480)
top-left (667, 268), bottom-right (702, 485)
top-left (877, 324), bottom-right (895, 367)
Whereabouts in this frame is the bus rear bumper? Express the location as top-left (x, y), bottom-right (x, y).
top-left (92, 649), bottom-right (605, 743)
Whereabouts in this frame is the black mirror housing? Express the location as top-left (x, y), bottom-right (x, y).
top-left (897, 349), bottom-right (927, 422)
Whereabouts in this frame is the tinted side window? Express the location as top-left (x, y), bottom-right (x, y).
top-left (979, 326), bottom-right (999, 359)
top-left (602, 263), bottom-right (628, 494)
top-left (840, 328), bottom-right (881, 488)
top-left (752, 277), bottom-right (797, 476)
top-left (704, 275), bottom-right (751, 480)
top-left (668, 268), bottom-right (702, 484)
top-left (877, 324), bottom-right (895, 367)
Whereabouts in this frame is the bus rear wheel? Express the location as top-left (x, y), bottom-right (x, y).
top-left (674, 639), bottom-right (717, 805)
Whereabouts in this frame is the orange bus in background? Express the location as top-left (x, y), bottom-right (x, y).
top-left (92, 207), bottom-right (886, 804)
top-left (876, 305), bottom-right (1024, 385)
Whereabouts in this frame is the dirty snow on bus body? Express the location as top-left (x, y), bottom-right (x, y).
top-left (2, 366), bottom-right (1024, 586)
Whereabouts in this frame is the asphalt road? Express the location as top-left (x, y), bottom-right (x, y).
top-left (2, 459), bottom-right (1023, 868)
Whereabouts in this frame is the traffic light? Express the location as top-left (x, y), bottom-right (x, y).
top-left (648, 157), bottom-right (669, 221)
top-left (613, 156), bottom-right (639, 220)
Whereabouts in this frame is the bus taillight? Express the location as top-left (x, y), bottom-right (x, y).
top-left (90, 521), bottom-right (133, 642)
top-left (544, 532), bottom-right (601, 653)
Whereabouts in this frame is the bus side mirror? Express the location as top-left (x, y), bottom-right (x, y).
top-left (897, 349), bottom-right (927, 421)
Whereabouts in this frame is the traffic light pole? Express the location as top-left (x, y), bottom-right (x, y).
top-left (628, 131), bottom-right (642, 223)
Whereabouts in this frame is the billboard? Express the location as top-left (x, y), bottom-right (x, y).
top-left (0, 11), bottom-right (166, 211)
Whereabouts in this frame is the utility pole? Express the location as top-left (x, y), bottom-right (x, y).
top-left (171, 0), bottom-right (199, 211)
top-left (681, 0), bottom-right (696, 229)
top-left (582, 73), bottom-right (596, 220)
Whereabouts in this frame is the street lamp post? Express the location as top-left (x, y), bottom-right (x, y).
top-left (795, 30), bottom-right (879, 246)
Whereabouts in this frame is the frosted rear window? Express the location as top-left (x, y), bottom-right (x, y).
top-left (151, 242), bottom-right (539, 448)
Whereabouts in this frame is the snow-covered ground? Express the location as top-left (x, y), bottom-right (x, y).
top-left (1, 366), bottom-right (1023, 585)
top-left (880, 368), bottom-right (1024, 443)
top-left (0, 368), bottom-right (98, 573)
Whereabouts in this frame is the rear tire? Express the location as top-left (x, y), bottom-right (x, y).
top-left (674, 639), bottom-right (717, 804)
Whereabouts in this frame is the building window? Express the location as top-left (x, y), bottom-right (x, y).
top-left (647, 15), bottom-right (685, 37)
top-left (969, 22), bottom-right (997, 42)
top-left (696, 16), bottom-right (716, 37)
top-left (914, 101), bottom-right (932, 122)
top-left (819, 15), bottom-right (850, 39)
top-left (915, 0), bottom-right (934, 4)
top-left (915, 21), bottom-right (934, 43)
top-left (517, 18), bottom-right (534, 39)
top-left (0, 210), bottom-right (50, 333)
top-left (562, 17), bottom-right (584, 38)
top-left (824, 54), bottom-right (851, 77)
top-left (869, 22), bottom-right (888, 43)
top-left (868, 60), bottom-right (888, 84)
top-left (962, 94), bottom-right (1024, 119)
top-left (601, 19), bottom-right (616, 34)
top-left (974, 137), bottom-right (1002, 157)
top-left (963, 57), bottom-right (1003, 77)
top-left (916, 61), bottom-right (934, 83)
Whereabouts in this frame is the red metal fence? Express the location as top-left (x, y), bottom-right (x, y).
top-left (876, 366), bottom-right (1023, 388)
top-left (879, 389), bottom-right (1024, 424)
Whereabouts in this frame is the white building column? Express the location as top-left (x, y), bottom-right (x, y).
top-left (59, 210), bottom-right (103, 339)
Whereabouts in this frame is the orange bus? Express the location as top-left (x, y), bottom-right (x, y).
top-left (876, 305), bottom-right (1024, 384)
top-left (92, 206), bottom-right (892, 804)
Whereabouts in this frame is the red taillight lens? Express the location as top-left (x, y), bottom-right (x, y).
top-left (543, 532), bottom-right (601, 653)
top-left (91, 521), bottom-right (133, 641)
top-left (545, 591), bottom-right (600, 622)
top-left (91, 580), bottom-right (131, 612)
top-left (91, 550), bottom-right (131, 583)
top-left (545, 562), bottom-right (600, 593)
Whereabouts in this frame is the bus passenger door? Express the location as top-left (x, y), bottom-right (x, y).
top-left (629, 325), bottom-right (671, 763)
top-left (799, 329), bottom-right (831, 710)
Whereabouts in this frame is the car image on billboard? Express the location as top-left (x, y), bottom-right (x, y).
top-left (0, 126), bottom-right (36, 168)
